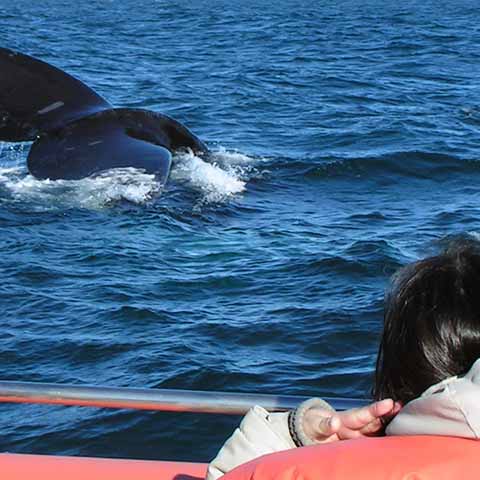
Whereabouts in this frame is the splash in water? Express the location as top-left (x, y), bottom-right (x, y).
top-left (0, 146), bottom-right (259, 210)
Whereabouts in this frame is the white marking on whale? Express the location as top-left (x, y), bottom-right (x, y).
top-left (37, 101), bottom-right (65, 115)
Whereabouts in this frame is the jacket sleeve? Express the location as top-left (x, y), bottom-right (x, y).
top-left (206, 398), bottom-right (335, 480)
top-left (206, 406), bottom-right (295, 480)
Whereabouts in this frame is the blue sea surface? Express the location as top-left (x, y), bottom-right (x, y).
top-left (1, 0), bottom-right (480, 462)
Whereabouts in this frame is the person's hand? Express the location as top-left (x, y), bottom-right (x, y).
top-left (302, 399), bottom-right (402, 443)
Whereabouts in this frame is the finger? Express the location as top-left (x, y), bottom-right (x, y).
top-left (391, 401), bottom-right (403, 415)
top-left (371, 398), bottom-right (396, 417)
top-left (337, 417), bottom-right (383, 439)
top-left (358, 418), bottom-right (384, 435)
top-left (378, 401), bottom-right (403, 424)
top-left (340, 399), bottom-right (394, 430)
top-left (358, 401), bottom-right (403, 435)
top-left (336, 426), bottom-right (365, 440)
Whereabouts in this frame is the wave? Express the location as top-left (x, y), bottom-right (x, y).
top-left (274, 151), bottom-right (480, 182)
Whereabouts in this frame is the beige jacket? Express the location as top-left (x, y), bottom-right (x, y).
top-left (206, 397), bottom-right (333, 480)
top-left (206, 358), bottom-right (480, 480)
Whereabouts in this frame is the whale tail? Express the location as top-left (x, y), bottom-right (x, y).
top-left (0, 48), bottom-right (207, 181)
top-left (0, 48), bottom-right (111, 142)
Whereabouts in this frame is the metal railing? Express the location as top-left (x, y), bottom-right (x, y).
top-left (0, 381), bottom-right (367, 414)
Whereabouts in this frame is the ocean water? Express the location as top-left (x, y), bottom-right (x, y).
top-left (1, 0), bottom-right (480, 463)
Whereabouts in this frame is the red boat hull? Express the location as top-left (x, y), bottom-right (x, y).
top-left (0, 453), bottom-right (207, 480)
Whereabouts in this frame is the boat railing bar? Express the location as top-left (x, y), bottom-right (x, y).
top-left (0, 381), bottom-right (368, 414)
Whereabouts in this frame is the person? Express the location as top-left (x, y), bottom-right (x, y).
top-left (207, 239), bottom-right (480, 479)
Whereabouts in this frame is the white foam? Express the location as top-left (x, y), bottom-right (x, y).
top-left (0, 166), bottom-right (160, 210)
top-left (171, 152), bottom-right (245, 201)
top-left (212, 147), bottom-right (256, 165)
top-left (0, 145), bottom-right (259, 209)
top-left (171, 149), bottom-right (258, 205)
top-left (0, 142), bottom-right (30, 167)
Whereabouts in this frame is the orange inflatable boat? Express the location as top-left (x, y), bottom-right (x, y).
top-left (1, 381), bottom-right (479, 480)
top-left (2, 435), bottom-right (480, 480)
top-left (0, 453), bottom-right (206, 480)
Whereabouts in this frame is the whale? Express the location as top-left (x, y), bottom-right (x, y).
top-left (0, 48), bottom-right (208, 182)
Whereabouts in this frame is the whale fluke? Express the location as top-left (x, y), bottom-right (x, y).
top-left (0, 48), bottom-right (208, 182)
top-left (0, 47), bottom-right (111, 141)
top-left (26, 109), bottom-right (173, 180)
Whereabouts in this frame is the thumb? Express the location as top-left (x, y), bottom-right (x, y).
top-left (316, 415), bottom-right (341, 438)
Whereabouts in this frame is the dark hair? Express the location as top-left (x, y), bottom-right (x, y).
top-left (373, 239), bottom-right (480, 404)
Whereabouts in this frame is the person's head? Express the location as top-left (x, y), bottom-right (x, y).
top-left (373, 238), bottom-right (480, 405)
